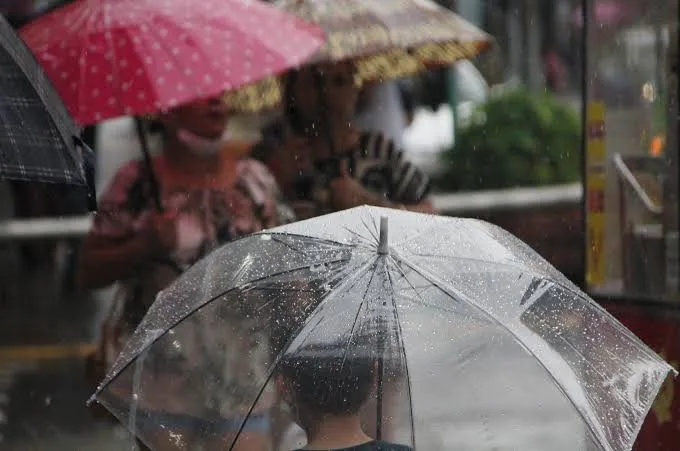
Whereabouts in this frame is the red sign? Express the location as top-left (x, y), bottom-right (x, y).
top-left (603, 303), bottom-right (680, 450)
top-left (587, 189), bottom-right (605, 213)
top-left (587, 120), bottom-right (606, 139)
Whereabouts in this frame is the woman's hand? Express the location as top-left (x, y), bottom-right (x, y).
top-left (329, 160), bottom-right (389, 210)
top-left (77, 209), bottom-right (179, 290)
top-left (329, 160), bottom-right (438, 214)
top-left (330, 176), bottom-right (383, 210)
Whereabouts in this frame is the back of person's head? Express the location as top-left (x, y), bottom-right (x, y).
top-left (279, 343), bottom-right (375, 417)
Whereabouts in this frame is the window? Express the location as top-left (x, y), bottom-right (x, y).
top-left (584, 0), bottom-right (680, 301)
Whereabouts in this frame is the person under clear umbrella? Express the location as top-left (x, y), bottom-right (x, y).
top-left (251, 61), bottom-right (436, 220)
top-left (78, 94), bottom-right (293, 451)
top-left (277, 344), bottom-right (412, 451)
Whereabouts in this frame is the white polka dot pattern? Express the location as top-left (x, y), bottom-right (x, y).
top-left (18, 0), bottom-right (325, 126)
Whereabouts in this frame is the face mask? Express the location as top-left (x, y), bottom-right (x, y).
top-left (176, 128), bottom-right (230, 157)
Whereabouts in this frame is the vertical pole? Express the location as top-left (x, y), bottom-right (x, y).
top-left (378, 216), bottom-right (389, 254)
top-left (581, 0), bottom-right (591, 289)
top-left (447, 68), bottom-right (459, 145)
top-left (449, 0), bottom-right (484, 143)
top-left (134, 117), bottom-right (163, 212)
top-left (524, 0), bottom-right (544, 91)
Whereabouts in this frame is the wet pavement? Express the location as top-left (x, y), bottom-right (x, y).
top-left (0, 118), bottom-right (144, 450)
top-left (0, 243), bottom-right (135, 450)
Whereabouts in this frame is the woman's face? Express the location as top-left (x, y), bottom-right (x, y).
top-left (160, 95), bottom-right (229, 140)
top-left (292, 62), bottom-right (360, 124)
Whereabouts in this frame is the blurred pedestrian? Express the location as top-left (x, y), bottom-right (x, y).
top-left (252, 61), bottom-right (436, 220)
top-left (543, 47), bottom-right (567, 93)
top-left (79, 94), bottom-right (293, 451)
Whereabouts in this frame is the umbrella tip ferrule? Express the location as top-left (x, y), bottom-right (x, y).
top-left (378, 216), bottom-right (389, 255)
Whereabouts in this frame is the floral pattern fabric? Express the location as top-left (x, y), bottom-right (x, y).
top-left (92, 153), bottom-right (294, 419)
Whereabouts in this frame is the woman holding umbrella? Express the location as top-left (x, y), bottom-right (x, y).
top-left (253, 60), bottom-right (436, 220)
top-left (238, 0), bottom-right (493, 220)
top-left (77, 94), bottom-right (293, 450)
top-left (17, 0), bottom-right (325, 448)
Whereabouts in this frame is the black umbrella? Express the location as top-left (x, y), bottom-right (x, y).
top-left (0, 12), bottom-right (94, 208)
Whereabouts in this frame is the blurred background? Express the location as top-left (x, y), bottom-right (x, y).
top-left (1, 0), bottom-right (679, 449)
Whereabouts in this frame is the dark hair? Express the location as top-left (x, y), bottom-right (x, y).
top-left (282, 68), bottom-right (318, 136)
top-left (280, 345), bottom-right (375, 417)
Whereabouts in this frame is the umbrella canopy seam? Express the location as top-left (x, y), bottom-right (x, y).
top-left (90, 250), bottom-right (365, 403)
top-left (396, 255), bottom-right (612, 451)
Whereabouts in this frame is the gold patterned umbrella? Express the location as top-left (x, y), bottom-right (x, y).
top-left (226, 0), bottom-right (493, 113)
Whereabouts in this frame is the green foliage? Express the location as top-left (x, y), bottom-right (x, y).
top-left (436, 89), bottom-right (582, 191)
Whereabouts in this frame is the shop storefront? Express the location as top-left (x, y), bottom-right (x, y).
top-left (583, 0), bottom-right (680, 447)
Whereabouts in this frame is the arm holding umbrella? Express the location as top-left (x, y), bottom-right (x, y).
top-left (329, 159), bottom-right (436, 214)
top-left (76, 161), bottom-right (177, 290)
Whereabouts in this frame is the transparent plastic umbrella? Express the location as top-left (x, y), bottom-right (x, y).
top-left (91, 206), bottom-right (676, 451)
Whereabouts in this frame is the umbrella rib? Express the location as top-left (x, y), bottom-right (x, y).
top-left (226, 257), bottom-right (377, 451)
top-left (359, 214), bottom-right (380, 244)
top-left (384, 258), bottom-right (417, 449)
top-left (398, 258), bottom-right (609, 450)
top-left (157, 18), bottom-right (223, 103)
top-left (388, 257), bottom-right (457, 315)
top-left (538, 277), bottom-right (662, 355)
top-left (406, 253), bottom-right (555, 282)
top-left (340, 256), bottom-right (380, 370)
top-left (102, 3), bottom-right (125, 117)
top-left (264, 232), bottom-right (367, 250)
top-left (269, 234), bottom-right (374, 255)
top-left (343, 226), bottom-right (376, 248)
top-left (76, 4), bottom-right (102, 123)
top-left (92, 255), bottom-right (355, 400)
top-left (270, 235), bottom-right (312, 254)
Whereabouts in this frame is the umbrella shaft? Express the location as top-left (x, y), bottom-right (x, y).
top-left (134, 118), bottom-right (163, 212)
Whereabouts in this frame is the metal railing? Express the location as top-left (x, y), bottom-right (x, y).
top-left (0, 215), bottom-right (93, 242)
top-left (613, 153), bottom-right (664, 216)
top-left (433, 182), bottom-right (582, 215)
top-left (0, 183), bottom-right (584, 242)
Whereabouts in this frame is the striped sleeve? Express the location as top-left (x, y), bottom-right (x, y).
top-left (386, 141), bottom-right (431, 204)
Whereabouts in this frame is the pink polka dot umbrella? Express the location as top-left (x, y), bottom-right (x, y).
top-left (18, 0), bottom-right (325, 126)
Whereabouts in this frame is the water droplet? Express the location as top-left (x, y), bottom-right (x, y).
top-left (310, 263), bottom-right (325, 273)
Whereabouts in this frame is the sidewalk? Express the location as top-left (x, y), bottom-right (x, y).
top-left (3, 425), bottom-right (132, 451)
top-left (0, 240), bottom-right (129, 450)
top-left (0, 354), bottom-right (134, 450)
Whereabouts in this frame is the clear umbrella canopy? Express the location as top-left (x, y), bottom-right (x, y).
top-left (92, 207), bottom-right (676, 451)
